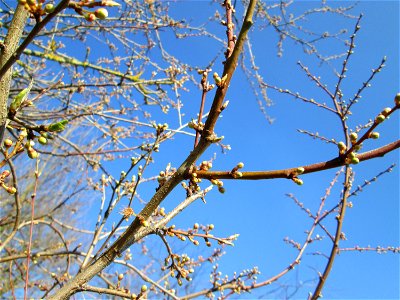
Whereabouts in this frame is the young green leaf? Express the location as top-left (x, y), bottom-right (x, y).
top-left (9, 80), bottom-right (33, 114)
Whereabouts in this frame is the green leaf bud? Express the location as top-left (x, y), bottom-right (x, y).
top-left (9, 81), bottom-right (33, 114)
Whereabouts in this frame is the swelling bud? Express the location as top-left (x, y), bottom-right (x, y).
top-left (44, 3), bottom-right (55, 13)
top-left (95, 8), bottom-right (109, 20)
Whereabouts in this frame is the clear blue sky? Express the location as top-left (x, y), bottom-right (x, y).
top-left (144, 1), bottom-right (399, 299)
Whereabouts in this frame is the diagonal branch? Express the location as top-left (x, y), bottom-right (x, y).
top-left (49, 1), bottom-right (258, 299)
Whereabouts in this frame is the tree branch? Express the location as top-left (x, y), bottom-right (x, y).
top-left (49, 1), bottom-right (258, 298)
top-left (195, 140), bottom-right (400, 180)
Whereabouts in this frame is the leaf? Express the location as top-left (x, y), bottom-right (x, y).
top-left (47, 120), bottom-right (68, 132)
top-left (9, 80), bottom-right (33, 114)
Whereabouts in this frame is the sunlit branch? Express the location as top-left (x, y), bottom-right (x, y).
top-left (195, 140), bottom-right (400, 180)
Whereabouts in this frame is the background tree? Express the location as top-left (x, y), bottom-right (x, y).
top-left (0, 1), bottom-right (398, 299)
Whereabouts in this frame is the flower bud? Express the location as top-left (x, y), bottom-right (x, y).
top-left (38, 136), bottom-right (47, 145)
top-left (44, 3), bottom-right (55, 13)
top-left (95, 8), bottom-right (108, 20)
top-left (233, 171), bottom-right (242, 178)
top-left (4, 139), bottom-right (13, 148)
top-left (141, 285), bottom-right (148, 293)
top-left (349, 132), bottom-right (358, 142)
top-left (1, 170), bottom-right (11, 178)
top-left (293, 178), bottom-right (303, 186)
top-left (25, 140), bottom-right (35, 149)
top-left (381, 107), bottom-right (391, 117)
top-left (369, 132), bottom-right (380, 139)
top-left (338, 141), bottom-right (346, 152)
top-left (28, 148), bottom-right (38, 159)
top-left (85, 13), bottom-right (97, 22)
top-left (6, 186), bottom-right (17, 195)
top-left (213, 72), bottom-right (221, 85)
top-left (375, 114), bottom-right (385, 123)
top-left (348, 152), bottom-right (356, 159)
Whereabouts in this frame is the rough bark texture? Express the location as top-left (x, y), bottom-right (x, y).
top-left (0, 5), bottom-right (29, 142)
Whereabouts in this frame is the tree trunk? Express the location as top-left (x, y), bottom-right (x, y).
top-left (0, 4), bottom-right (29, 142)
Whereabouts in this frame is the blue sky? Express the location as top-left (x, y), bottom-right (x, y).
top-left (146, 1), bottom-right (399, 299)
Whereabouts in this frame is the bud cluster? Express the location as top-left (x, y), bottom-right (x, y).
top-left (346, 151), bottom-right (359, 165)
top-left (349, 132), bottom-right (358, 145)
top-left (68, 0), bottom-right (120, 23)
top-left (374, 107), bottom-right (391, 125)
top-left (213, 72), bottom-right (228, 88)
top-left (18, 0), bottom-right (55, 17)
top-left (1, 170), bottom-right (16, 194)
top-left (230, 162), bottom-right (244, 179)
top-left (337, 141), bottom-right (347, 155)
top-left (188, 120), bottom-right (204, 133)
top-left (154, 123), bottom-right (168, 135)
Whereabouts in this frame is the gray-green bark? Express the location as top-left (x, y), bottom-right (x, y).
top-left (0, 4), bottom-right (29, 142)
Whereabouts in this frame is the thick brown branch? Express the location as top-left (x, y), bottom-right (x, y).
top-left (195, 140), bottom-right (400, 180)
